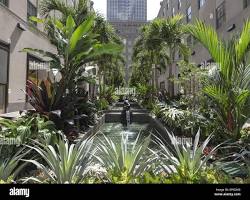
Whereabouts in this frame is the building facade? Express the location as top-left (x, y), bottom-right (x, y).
top-left (157, 0), bottom-right (250, 94)
top-left (0, 0), bottom-right (97, 114)
top-left (107, 0), bottom-right (147, 84)
top-left (107, 0), bottom-right (147, 21)
top-left (0, 0), bottom-right (57, 114)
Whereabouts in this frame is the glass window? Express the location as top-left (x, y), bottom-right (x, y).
top-left (27, 0), bottom-right (37, 25)
top-left (243, 0), bottom-right (250, 8)
top-left (172, 7), bottom-right (175, 17)
top-left (198, 0), bottom-right (206, 9)
top-left (166, 0), bottom-right (170, 10)
top-left (0, 85), bottom-right (6, 113)
top-left (216, 1), bottom-right (226, 29)
top-left (0, 43), bottom-right (9, 114)
top-left (27, 55), bottom-right (50, 87)
top-left (186, 6), bottom-right (192, 23)
top-left (178, 0), bottom-right (181, 10)
top-left (0, 0), bottom-right (8, 7)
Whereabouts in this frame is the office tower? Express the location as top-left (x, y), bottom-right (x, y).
top-left (107, 0), bottom-right (148, 84)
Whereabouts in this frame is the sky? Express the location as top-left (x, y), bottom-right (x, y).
top-left (92, 0), bottom-right (162, 21)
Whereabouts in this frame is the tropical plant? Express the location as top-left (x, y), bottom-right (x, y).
top-left (23, 13), bottom-right (122, 138)
top-left (0, 147), bottom-right (28, 182)
top-left (0, 113), bottom-right (58, 145)
top-left (152, 130), bottom-right (222, 183)
top-left (93, 15), bottom-right (125, 90)
top-left (40, 0), bottom-right (93, 26)
top-left (135, 83), bottom-right (157, 109)
top-left (23, 137), bottom-right (94, 184)
top-left (172, 61), bottom-right (206, 98)
top-left (187, 20), bottom-right (250, 139)
top-left (95, 98), bottom-right (109, 111)
top-left (240, 127), bottom-right (250, 143)
top-left (94, 133), bottom-right (156, 183)
top-left (215, 141), bottom-right (250, 179)
top-left (151, 103), bottom-right (164, 118)
top-left (24, 15), bottom-right (122, 98)
top-left (25, 79), bottom-right (98, 137)
top-left (132, 15), bottom-right (189, 96)
top-left (39, 0), bottom-right (125, 94)
top-left (158, 104), bottom-right (208, 137)
top-left (99, 85), bottom-right (118, 105)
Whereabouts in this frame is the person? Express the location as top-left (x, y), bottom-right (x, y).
top-left (124, 99), bottom-right (131, 111)
top-left (122, 99), bottom-right (131, 126)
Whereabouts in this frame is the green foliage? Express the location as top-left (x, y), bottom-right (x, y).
top-left (151, 103), bottom-right (163, 118)
top-left (94, 133), bottom-right (155, 183)
top-left (187, 20), bottom-right (250, 139)
top-left (135, 83), bottom-right (157, 109)
top-left (99, 85), bottom-right (118, 105)
top-left (23, 137), bottom-right (94, 184)
top-left (165, 167), bottom-right (229, 184)
top-left (95, 98), bottom-right (109, 111)
top-left (153, 130), bottom-right (221, 183)
top-left (240, 127), bottom-right (250, 143)
top-left (217, 143), bottom-right (250, 180)
top-left (24, 15), bottom-right (122, 93)
top-left (156, 103), bottom-right (208, 137)
top-left (131, 15), bottom-right (190, 96)
top-left (0, 113), bottom-right (59, 145)
top-left (0, 147), bottom-right (29, 182)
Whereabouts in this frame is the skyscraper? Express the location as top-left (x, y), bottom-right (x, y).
top-left (107, 0), bottom-right (147, 84)
top-left (107, 0), bottom-right (147, 21)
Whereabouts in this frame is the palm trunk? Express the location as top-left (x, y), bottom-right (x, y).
top-left (226, 110), bottom-right (234, 134)
top-left (168, 49), bottom-right (175, 97)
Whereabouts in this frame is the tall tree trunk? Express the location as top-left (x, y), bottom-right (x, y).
top-left (226, 110), bottom-right (234, 133)
top-left (168, 49), bottom-right (175, 97)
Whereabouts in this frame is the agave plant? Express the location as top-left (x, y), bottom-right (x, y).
top-left (94, 133), bottom-right (156, 183)
top-left (153, 130), bottom-right (221, 183)
top-left (23, 137), bottom-right (94, 184)
top-left (0, 147), bottom-right (28, 182)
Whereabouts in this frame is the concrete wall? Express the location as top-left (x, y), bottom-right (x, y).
top-left (0, 1), bottom-right (56, 113)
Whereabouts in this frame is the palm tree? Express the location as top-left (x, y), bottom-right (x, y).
top-left (93, 15), bottom-right (125, 92)
top-left (132, 15), bottom-right (189, 96)
top-left (132, 25), bottom-right (169, 89)
top-left (187, 20), bottom-right (250, 138)
top-left (24, 15), bottom-right (122, 105)
top-left (40, 0), bottom-right (92, 26)
top-left (39, 0), bottom-right (124, 93)
top-left (153, 15), bottom-right (189, 97)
